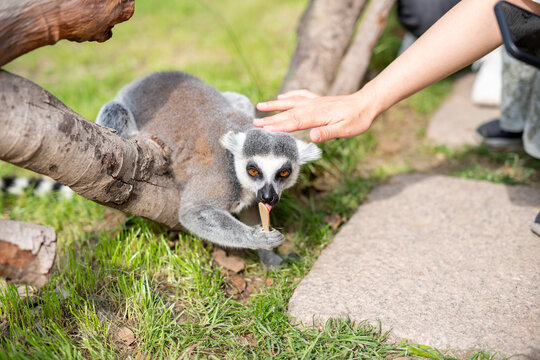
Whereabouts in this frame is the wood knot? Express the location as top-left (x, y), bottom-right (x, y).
top-left (149, 135), bottom-right (170, 153)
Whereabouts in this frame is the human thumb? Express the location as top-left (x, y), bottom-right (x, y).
top-left (310, 125), bottom-right (337, 143)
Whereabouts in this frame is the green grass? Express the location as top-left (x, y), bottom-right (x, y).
top-left (1, 1), bottom-right (536, 359)
top-left (426, 144), bottom-right (540, 185)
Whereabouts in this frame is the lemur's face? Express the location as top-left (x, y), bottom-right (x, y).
top-left (239, 154), bottom-right (298, 211)
top-left (221, 129), bottom-right (321, 212)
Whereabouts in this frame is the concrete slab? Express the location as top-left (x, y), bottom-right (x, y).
top-left (288, 174), bottom-right (540, 358)
top-left (427, 73), bottom-right (500, 147)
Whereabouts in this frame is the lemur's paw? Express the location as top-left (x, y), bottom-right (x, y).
top-left (250, 226), bottom-right (285, 250)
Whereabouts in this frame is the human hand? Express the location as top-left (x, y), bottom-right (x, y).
top-left (254, 89), bottom-right (377, 143)
top-left (275, 89), bottom-right (319, 100)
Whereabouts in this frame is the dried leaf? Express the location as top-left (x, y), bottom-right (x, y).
top-left (212, 248), bottom-right (245, 273)
top-left (238, 333), bottom-right (256, 346)
top-left (228, 274), bottom-right (246, 293)
top-left (182, 342), bottom-right (201, 358)
top-left (97, 209), bottom-right (128, 233)
top-left (116, 326), bottom-right (135, 346)
top-left (135, 353), bottom-right (153, 360)
top-left (325, 214), bottom-right (342, 230)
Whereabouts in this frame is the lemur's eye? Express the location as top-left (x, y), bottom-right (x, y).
top-left (279, 170), bottom-right (289, 177)
top-left (248, 168), bottom-right (259, 176)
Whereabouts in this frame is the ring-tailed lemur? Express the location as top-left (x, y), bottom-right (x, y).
top-left (96, 71), bottom-right (321, 264)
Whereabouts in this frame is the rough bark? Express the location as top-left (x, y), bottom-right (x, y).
top-left (329, 0), bottom-right (396, 95)
top-left (280, 0), bottom-right (396, 97)
top-left (0, 220), bottom-right (57, 288)
top-left (0, 70), bottom-right (182, 229)
top-left (0, 0), bottom-right (134, 67)
top-left (280, 0), bottom-right (368, 95)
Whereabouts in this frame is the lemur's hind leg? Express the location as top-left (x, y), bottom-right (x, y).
top-left (96, 101), bottom-right (138, 139)
top-left (221, 92), bottom-right (255, 118)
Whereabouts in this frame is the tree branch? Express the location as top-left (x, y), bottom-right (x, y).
top-left (279, 0), bottom-right (367, 95)
top-left (329, 0), bottom-right (396, 95)
top-left (0, 70), bottom-right (182, 229)
top-left (0, 0), bottom-right (134, 67)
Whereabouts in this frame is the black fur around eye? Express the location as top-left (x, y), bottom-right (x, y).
top-left (275, 167), bottom-right (291, 180)
top-left (247, 166), bottom-right (262, 177)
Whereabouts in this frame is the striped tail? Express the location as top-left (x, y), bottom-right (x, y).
top-left (0, 176), bottom-right (73, 199)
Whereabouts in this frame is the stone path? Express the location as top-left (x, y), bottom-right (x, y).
top-left (288, 174), bottom-right (540, 358)
top-left (427, 73), bottom-right (500, 147)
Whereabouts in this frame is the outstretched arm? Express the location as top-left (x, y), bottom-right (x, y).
top-left (255, 0), bottom-right (540, 143)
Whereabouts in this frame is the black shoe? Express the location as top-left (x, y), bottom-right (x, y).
top-left (531, 212), bottom-right (540, 237)
top-left (475, 119), bottom-right (523, 149)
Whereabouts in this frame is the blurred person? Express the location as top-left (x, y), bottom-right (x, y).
top-left (476, 51), bottom-right (540, 158)
top-left (398, 0), bottom-right (540, 157)
top-left (398, 0), bottom-right (460, 39)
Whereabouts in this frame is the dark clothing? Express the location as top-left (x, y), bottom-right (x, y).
top-left (398, 0), bottom-right (460, 37)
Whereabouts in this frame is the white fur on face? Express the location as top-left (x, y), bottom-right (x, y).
top-left (234, 155), bottom-right (299, 195)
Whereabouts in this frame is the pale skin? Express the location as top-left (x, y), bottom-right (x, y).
top-left (254, 0), bottom-right (540, 143)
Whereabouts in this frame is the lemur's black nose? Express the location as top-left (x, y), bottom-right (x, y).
top-left (257, 184), bottom-right (279, 207)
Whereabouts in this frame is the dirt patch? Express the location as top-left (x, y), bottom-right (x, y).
top-left (363, 102), bottom-right (539, 186)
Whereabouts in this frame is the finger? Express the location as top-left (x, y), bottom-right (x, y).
top-left (256, 110), bottom-right (313, 133)
top-left (259, 112), bottom-right (303, 132)
top-left (256, 99), bottom-right (296, 112)
top-left (253, 111), bottom-right (289, 127)
top-left (277, 89), bottom-right (318, 100)
top-left (310, 121), bottom-right (348, 142)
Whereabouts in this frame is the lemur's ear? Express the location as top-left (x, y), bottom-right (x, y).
top-left (295, 139), bottom-right (322, 164)
top-left (220, 131), bottom-right (246, 155)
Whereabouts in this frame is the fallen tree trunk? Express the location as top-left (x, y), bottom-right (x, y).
top-left (280, 0), bottom-right (368, 95)
top-left (0, 0), bottom-right (135, 67)
top-left (0, 71), bottom-right (182, 229)
top-left (0, 220), bottom-right (57, 288)
top-left (329, 0), bottom-right (395, 95)
top-left (0, 0), bottom-right (139, 288)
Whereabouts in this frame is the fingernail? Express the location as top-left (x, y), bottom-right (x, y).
top-left (263, 125), bottom-right (276, 132)
top-left (311, 129), bottom-right (321, 142)
top-left (256, 102), bottom-right (267, 110)
top-left (253, 118), bottom-right (264, 126)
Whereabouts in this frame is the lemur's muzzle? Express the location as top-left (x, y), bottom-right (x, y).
top-left (257, 183), bottom-right (279, 212)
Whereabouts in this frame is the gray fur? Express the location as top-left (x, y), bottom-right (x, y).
top-left (96, 101), bottom-right (138, 138)
top-left (96, 71), bottom-right (321, 252)
top-left (242, 129), bottom-right (298, 159)
top-left (221, 91), bottom-right (255, 118)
